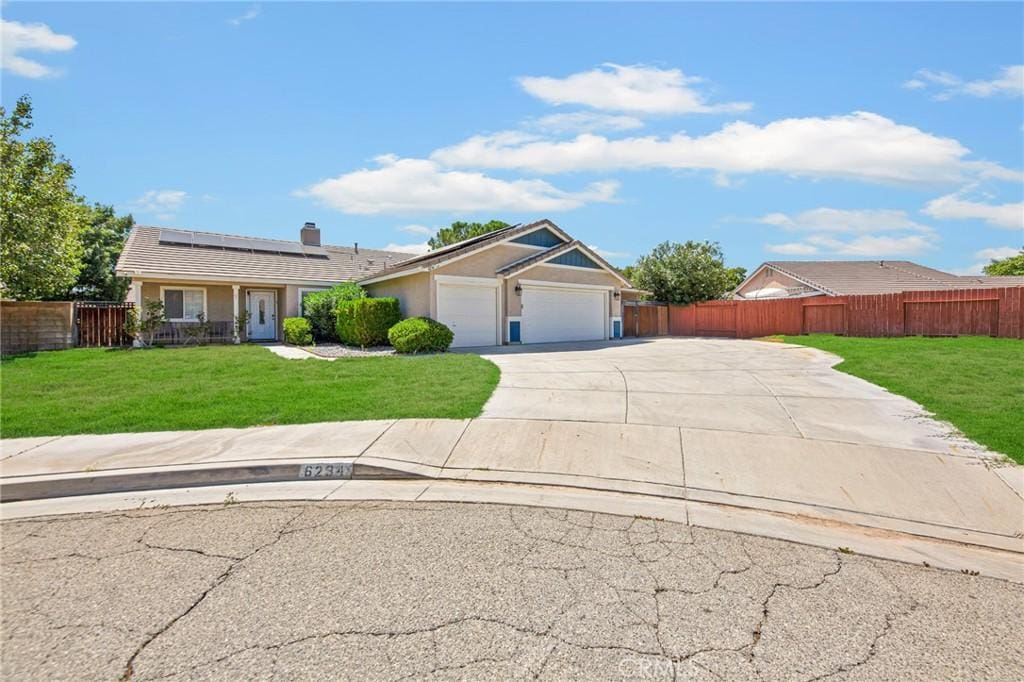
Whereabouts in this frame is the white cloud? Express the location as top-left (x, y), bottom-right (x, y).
top-left (767, 234), bottom-right (936, 257)
top-left (765, 242), bottom-right (820, 256)
top-left (974, 246), bottom-right (1021, 261)
top-left (0, 19), bottom-right (76, 78)
top-left (517, 63), bottom-right (750, 115)
top-left (761, 207), bottom-right (940, 257)
top-left (297, 155), bottom-right (620, 214)
top-left (756, 208), bottom-right (932, 234)
top-left (529, 112), bottom-right (645, 134)
top-left (380, 242), bottom-right (430, 255)
top-left (397, 224), bottom-right (434, 236)
top-left (904, 66), bottom-right (1024, 100)
top-left (922, 192), bottom-right (1024, 230)
top-left (587, 244), bottom-right (631, 261)
top-left (432, 112), bottom-right (1018, 186)
top-left (227, 4), bottom-right (262, 27)
top-left (953, 247), bottom-right (1022, 275)
top-left (128, 189), bottom-right (188, 216)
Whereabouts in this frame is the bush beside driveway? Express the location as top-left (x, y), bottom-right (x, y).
top-left (0, 345), bottom-right (499, 437)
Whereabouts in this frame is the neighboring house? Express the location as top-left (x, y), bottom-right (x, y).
top-left (116, 218), bottom-right (642, 347)
top-left (734, 260), bottom-right (1024, 300)
top-left (360, 219), bottom-right (643, 347)
top-left (115, 223), bottom-right (409, 342)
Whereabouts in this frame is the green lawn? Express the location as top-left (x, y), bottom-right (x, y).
top-left (0, 345), bottom-right (500, 438)
top-left (780, 335), bottom-right (1024, 464)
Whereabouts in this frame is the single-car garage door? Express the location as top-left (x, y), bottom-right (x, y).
top-left (436, 280), bottom-right (499, 348)
top-left (521, 285), bottom-right (607, 344)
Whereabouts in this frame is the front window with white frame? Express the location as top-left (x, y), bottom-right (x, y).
top-left (161, 286), bottom-right (207, 321)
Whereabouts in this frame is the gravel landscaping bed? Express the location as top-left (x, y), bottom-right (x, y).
top-left (302, 343), bottom-right (396, 358)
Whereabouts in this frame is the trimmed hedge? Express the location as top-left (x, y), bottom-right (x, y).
top-left (282, 317), bottom-right (313, 345)
top-left (336, 298), bottom-right (401, 347)
top-left (302, 283), bottom-right (367, 342)
top-left (388, 317), bottom-right (454, 354)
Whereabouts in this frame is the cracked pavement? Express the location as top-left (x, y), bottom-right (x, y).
top-left (2, 501), bottom-right (1021, 680)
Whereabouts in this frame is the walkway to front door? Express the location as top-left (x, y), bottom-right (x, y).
top-left (248, 290), bottom-right (277, 340)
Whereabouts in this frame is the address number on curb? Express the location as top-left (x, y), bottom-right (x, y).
top-left (298, 463), bottom-right (353, 479)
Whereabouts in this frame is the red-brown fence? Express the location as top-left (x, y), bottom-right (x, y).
top-left (75, 302), bottom-right (134, 347)
top-left (624, 286), bottom-right (1023, 340)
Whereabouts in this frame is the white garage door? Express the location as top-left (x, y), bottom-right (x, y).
top-left (521, 285), bottom-right (607, 344)
top-left (436, 282), bottom-right (499, 348)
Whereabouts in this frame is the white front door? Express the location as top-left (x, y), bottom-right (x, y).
top-left (248, 290), bottom-right (277, 340)
top-left (436, 280), bottom-right (499, 348)
top-left (521, 285), bottom-right (607, 344)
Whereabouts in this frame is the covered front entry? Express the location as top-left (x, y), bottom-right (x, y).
top-left (435, 276), bottom-right (500, 348)
top-left (247, 290), bottom-right (278, 340)
top-left (520, 283), bottom-right (607, 344)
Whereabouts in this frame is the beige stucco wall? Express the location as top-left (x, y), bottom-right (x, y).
top-left (507, 264), bottom-right (624, 317)
top-left (735, 268), bottom-right (806, 297)
top-left (432, 244), bottom-right (536, 278)
top-left (137, 279), bottom-right (284, 341)
top-left (364, 271), bottom-right (431, 318)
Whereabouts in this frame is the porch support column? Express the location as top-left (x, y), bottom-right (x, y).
top-left (232, 285), bottom-right (241, 344)
top-left (132, 280), bottom-right (144, 347)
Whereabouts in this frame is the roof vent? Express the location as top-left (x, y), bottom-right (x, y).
top-left (300, 222), bottom-right (320, 247)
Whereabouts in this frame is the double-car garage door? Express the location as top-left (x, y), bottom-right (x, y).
top-left (520, 285), bottom-right (607, 344)
top-left (437, 278), bottom-right (607, 348)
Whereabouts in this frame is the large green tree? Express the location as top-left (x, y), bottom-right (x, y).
top-left (983, 250), bottom-right (1024, 276)
top-left (1, 95), bottom-right (88, 300)
top-left (631, 240), bottom-right (746, 304)
top-left (428, 220), bottom-right (510, 250)
top-left (64, 204), bottom-right (135, 301)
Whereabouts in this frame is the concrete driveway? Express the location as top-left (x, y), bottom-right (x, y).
top-left (480, 337), bottom-right (987, 454)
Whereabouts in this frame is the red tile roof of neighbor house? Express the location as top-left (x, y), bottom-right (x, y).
top-left (116, 226), bottom-right (413, 284)
top-left (743, 260), bottom-right (1024, 297)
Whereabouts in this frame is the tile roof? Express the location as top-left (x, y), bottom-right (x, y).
top-left (116, 226), bottom-right (413, 284)
top-left (757, 260), bottom-right (1024, 296)
top-left (359, 220), bottom-right (564, 281)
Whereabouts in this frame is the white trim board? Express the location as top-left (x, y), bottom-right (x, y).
top-left (434, 274), bottom-right (501, 287)
top-left (519, 279), bottom-right (614, 291)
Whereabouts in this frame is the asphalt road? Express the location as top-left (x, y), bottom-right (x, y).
top-left (2, 500), bottom-right (1021, 680)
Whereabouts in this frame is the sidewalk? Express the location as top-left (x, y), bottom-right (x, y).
top-left (3, 417), bottom-right (1022, 577)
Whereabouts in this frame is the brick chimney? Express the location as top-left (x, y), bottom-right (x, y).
top-left (300, 222), bottom-right (320, 247)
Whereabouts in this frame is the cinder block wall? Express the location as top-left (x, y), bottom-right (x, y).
top-left (0, 301), bottom-right (75, 355)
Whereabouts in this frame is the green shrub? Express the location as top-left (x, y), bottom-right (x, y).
top-left (302, 283), bottom-right (366, 341)
top-left (336, 298), bottom-right (401, 347)
top-left (283, 317), bottom-right (313, 345)
top-left (388, 317), bottom-right (454, 354)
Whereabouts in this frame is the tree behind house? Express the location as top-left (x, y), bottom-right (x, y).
top-left (64, 204), bottom-right (135, 301)
top-left (0, 95), bottom-right (88, 300)
top-left (428, 220), bottom-right (510, 250)
top-left (983, 250), bottom-right (1024, 276)
top-left (631, 241), bottom-right (746, 305)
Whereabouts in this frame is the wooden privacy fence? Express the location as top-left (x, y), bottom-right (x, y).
top-left (624, 286), bottom-right (1023, 339)
top-left (75, 302), bottom-right (134, 347)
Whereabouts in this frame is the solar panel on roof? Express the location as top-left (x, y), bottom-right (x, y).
top-left (221, 236), bottom-right (255, 251)
top-left (301, 244), bottom-right (328, 257)
top-left (158, 229), bottom-right (193, 246)
top-left (191, 233), bottom-right (226, 248)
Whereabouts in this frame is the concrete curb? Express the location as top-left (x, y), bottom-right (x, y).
top-left (0, 460), bottom-right (421, 503)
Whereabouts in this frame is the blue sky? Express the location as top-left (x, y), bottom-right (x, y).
top-left (2, 2), bottom-right (1022, 274)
